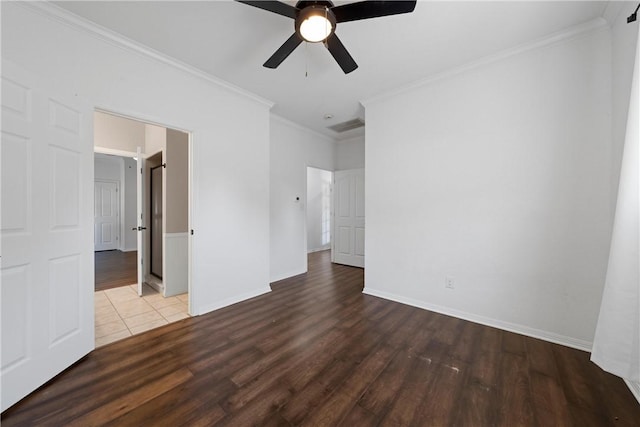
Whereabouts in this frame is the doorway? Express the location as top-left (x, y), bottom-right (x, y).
top-left (94, 152), bottom-right (138, 291)
top-left (93, 110), bottom-right (191, 347)
top-left (332, 168), bottom-right (365, 268)
top-left (150, 163), bottom-right (164, 279)
top-left (306, 167), bottom-right (333, 254)
top-left (94, 180), bottom-right (119, 251)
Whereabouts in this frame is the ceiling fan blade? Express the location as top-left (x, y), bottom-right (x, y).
top-left (325, 33), bottom-right (358, 74)
top-left (332, 1), bottom-right (417, 23)
top-left (235, 1), bottom-right (298, 19)
top-left (264, 33), bottom-right (303, 69)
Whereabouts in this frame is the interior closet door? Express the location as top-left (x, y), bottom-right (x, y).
top-left (150, 164), bottom-right (163, 278)
top-left (94, 180), bottom-right (119, 251)
top-left (1, 60), bottom-right (94, 411)
top-left (332, 168), bottom-right (365, 268)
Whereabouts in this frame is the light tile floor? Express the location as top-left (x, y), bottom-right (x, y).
top-left (95, 284), bottom-right (189, 348)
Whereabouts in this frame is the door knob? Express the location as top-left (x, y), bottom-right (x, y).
top-left (133, 226), bottom-right (147, 231)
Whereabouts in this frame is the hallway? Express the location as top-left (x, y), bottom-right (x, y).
top-left (94, 250), bottom-right (137, 292)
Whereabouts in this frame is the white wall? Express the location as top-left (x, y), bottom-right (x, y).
top-left (336, 135), bottom-right (365, 170)
top-left (3, 2), bottom-right (272, 315)
top-left (364, 23), bottom-right (613, 349)
top-left (607, 2), bottom-right (640, 402)
top-left (94, 154), bottom-right (122, 182)
top-left (307, 167), bottom-right (332, 252)
top-left (270, 115), bottom-right (336, 282)
top-left (611, 5), bottom-right (640, 209)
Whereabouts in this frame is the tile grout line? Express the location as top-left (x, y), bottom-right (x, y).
top-left (103, 286), bottom-right (136, 336)
top-left (96, 285), bottom-right (190, 347)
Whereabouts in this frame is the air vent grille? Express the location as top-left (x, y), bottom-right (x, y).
top-left (328, 118), bottom-right (365, 133)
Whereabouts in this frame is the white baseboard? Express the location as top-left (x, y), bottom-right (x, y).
top-left (624, 380), bottom-right (640, 404)
top-left (145, 276), bottom-right (164, 293)
top-left (363, 287), bottom-right (593, 352)
top-left (270, 268), bottom-right (307, 283)
top-left (194, 287), bottom-right (271, 316)
top-left (307, 246), bottom-right (330, 254)
top-left (164, 233), bottom-right (189, 297)
top-left (120, 246), bottom-right (137, 252)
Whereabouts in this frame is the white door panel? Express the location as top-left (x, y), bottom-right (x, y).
top-left (332, 169), bottom-right (365, 268)
top-left (1, 60), bottom-right (94, 411)
top-left (136, 147), bottom-right (145, 296)
top-left (94, 180), bottom-right (119, 251)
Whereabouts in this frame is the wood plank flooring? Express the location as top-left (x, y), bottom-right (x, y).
top-left (3, 250), bottom-right (639, 426)
top-left (95, 250), bottom-right (137, 292)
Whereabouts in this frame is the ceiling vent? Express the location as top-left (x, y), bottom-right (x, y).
top-left (328, 118), bottom-right (365, 133)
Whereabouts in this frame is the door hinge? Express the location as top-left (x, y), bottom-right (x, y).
top-left (191, 229), bottom-right (194, 235)
top-left (162, 163), bottom-right (167, 168)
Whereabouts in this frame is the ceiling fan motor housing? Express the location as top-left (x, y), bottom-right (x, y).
top-left (295, 1), bottom-right (337, 42)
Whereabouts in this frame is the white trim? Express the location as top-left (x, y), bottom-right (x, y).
top-left (94, 178), bottom-right (121, 252)
top-left (95, 107), bottom-right (191, 139)
top-left (272, 113), bottom-right (337, 144)
top-left (193, 287), bottom-right (271, 317)
top-left (165, 232), bottom-right (189, 239)
top-left (602, 2), bottom-right (625, 27)
top-left (307, 246), bottom-right (330, 254)
top-left (119, 156), bottom-right (126, 252)
top-left (361, 18), bottom-right (608, 107)
top-left (363, 287), bottom-right (593, 352)
top-left (624, 380), bottom-right (640, 404)
top-left (270, 268), bottom-right (307, 284)
top-left (16, 1), bottom-right (274, 109)
top-left (94, 146), bottom-right (137, 159)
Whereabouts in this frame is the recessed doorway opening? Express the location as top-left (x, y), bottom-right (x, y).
top-left (307, 166), bottom-right (333, 254)
top-left (93, 110), bottom-right (192, 347)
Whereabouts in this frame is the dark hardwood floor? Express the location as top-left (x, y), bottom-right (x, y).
top-left (3, 250), bottom-right (639, 426)
top-left (95, 250), bottom-right (137, 292)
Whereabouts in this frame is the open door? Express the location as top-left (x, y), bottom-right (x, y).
top-left (1, 61), bottom-right (95, 411)
top-left (135, 146), bottom-right (146, 296)
top-left (332, 168), bottom-right (365, 268)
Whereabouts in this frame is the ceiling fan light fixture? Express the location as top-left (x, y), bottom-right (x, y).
top-left (296, 6), bottom-right (336, 43)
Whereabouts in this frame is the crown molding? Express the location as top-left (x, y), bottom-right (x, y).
top-left (271, 113), bottom-right (337, 143)
top-left (362, 17), bottom-right (609, 107)
top-left (15, 1), bottom-right (274, 109)
top-left (602, 1), bottom-right (625, 27)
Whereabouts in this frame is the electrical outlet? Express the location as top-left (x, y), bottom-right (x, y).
top-left (445, 276), bottom-right (455, 289)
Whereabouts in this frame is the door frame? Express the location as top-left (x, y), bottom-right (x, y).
top-left (94, 178), bottom-right (120, 252)
top-left (94, 149), bottom-right (135, 253)
top-left (305, 165), bottom-right (333, 258)
top-left (331, 168), bottom-right (365, 268)
top-left (93, 108), bottom-right (193, 315)
top-left (149, 162), bottom-right (164, 280)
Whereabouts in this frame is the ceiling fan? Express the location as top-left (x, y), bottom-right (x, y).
top-left (236, 1), bottom-right (417, 74)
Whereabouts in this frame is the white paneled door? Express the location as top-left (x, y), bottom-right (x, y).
top-left (136, 147), bottom-right (145, 296)
top-left (1, 61), bottom-right (94, 411)
top-left (94, 180), bottom-right (119, 251)
top-left (332, 169), bottom-right (365, 268)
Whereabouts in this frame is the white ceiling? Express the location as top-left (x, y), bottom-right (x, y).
top-left (53, 1), bottom-right (610, 140)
